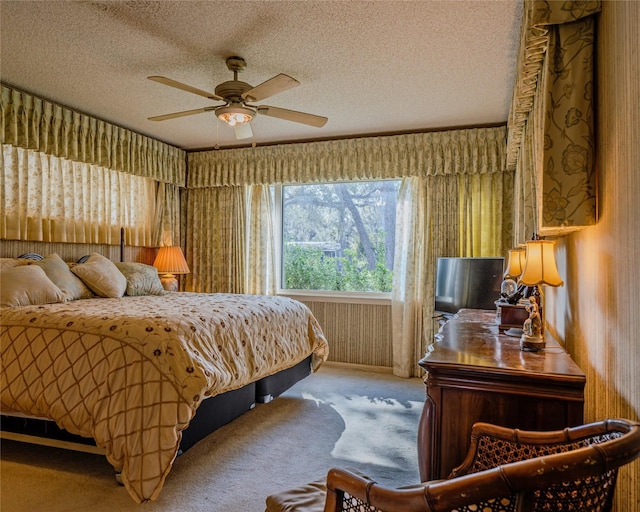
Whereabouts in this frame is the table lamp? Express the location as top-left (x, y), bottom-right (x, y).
top-left (504, 247), bottom-right (526, 280)
top-left (153, 246), bottom-right (190, 292)
top-left (518, 239), bottom-right (564, 351)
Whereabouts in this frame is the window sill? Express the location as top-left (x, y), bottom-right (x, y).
top-left (278, 290), bottom-right (391, 306)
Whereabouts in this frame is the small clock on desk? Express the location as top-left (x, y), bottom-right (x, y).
top-left (495, 279), bottom-right (529, 331)
top-left (495, 302), bottom-right (529, 331)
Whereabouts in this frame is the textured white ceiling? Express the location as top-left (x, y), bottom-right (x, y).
top-left (0, 0), bottom-right (522, 150)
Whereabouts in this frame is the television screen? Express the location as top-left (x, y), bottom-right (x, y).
top-left (434, 257), bottom-right (504, 314)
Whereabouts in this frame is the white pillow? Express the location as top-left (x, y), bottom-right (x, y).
top-left (71, 253), bottom-right (127, 298)
top-left (1, 265), bottom-right (66, 307)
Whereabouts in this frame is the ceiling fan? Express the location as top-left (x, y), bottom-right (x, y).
top-left (147, 56), bottom-right (328, 140)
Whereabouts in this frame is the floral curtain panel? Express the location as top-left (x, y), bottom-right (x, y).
top-left (459, 170), bottom-right (515, 256)
top-left (1, 144), bottom-right (156, 246)
top-left (154, 182), bottom-right (182, 247)
top-left (507, 0), bottom-right (601, 238)
top-left (184, 186), bottom-right (246, 294)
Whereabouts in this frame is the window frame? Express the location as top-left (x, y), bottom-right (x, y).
top-left (273, 180), bottom-right (398, 304)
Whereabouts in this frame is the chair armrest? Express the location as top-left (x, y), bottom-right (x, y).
top-left (324, 468), bottom-right (372, 509)
top-left (325, 468), bottom-right (431, 512)
top-left (324, 466), bottom-right (518, 512)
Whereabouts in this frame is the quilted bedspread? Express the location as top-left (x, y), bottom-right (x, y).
top-left (0, 292), bottom-right (328, 502)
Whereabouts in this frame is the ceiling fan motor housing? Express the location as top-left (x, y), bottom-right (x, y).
top-left (214, 80), bottom-right (253, 102)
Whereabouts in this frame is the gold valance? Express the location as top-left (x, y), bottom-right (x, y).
top-left (187, 126), bottom-right (507, 188)
top-left (1, 84), bottom-right (186, 186)
top-left (507, 0), bottom-right (601, 235)
top-left (507, 1), bottom-right (601, 171)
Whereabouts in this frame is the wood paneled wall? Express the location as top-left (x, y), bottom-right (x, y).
top-left (0, 240), bottom-right (155, 264)
top-left (299, 300), bottom-right (393, 368)
top-left (546, 2), bottom-right (639, 510)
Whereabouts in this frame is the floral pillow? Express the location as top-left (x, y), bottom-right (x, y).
top-left (115, 262), bottom-right (165, 296)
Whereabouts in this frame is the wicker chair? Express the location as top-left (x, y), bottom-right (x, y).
top-left (266, 419), bottom-right (640, 512)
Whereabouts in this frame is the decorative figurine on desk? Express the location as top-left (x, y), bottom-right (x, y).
top-left (520, 296), bottom-right (544, 351)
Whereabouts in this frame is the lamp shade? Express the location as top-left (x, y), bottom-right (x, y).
top-left (504, 248), bottom-right (526, 278)
top-left (153, 246), bottom-right (190, 275)
top-left (519, 240), bottom-right (564, 287)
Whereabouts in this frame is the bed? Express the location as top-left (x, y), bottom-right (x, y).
top-left (0, 253), bottom-right (329, 503)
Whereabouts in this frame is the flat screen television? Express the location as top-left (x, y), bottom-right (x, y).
top-left (434, 257), bottom-right (504, 314)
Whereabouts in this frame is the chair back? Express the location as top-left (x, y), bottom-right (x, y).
top-left (441, 418), bottom-right (640, 512)
top-left (324, 419), bottom-right (640, 512)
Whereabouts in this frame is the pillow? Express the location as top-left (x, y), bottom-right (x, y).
top-left (32, 253), bottom-right (93, 301)
top-left (71, 253), bottom-right (127, 298)
top-left (115, 262), bottom-right (166, 296)
top-left (0, 265), bottom-right (66, 307)
top-left (0, 258), bottom-right (29, 271)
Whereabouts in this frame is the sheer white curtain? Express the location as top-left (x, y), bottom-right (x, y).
top-left (391, 176), bottom-right (426, 378)
top-left (1, 144), bottom-right (156, 246)
top-left (245, 184), bottom-right (276, 295)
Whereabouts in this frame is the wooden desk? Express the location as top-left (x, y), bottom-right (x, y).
top-left (417, 309), bottom-right (585, 482)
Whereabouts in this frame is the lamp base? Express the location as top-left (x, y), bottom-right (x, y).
top-left (520, 334), bottom-right (545, 352)
top-left (160, 274), bottom-right (179, 292)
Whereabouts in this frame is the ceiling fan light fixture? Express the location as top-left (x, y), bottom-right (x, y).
top-left (148, 56), bottom-right (327, 135)
top-left (216, 105), bottom-right (255, 126)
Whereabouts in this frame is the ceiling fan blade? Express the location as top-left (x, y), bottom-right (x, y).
top-left (258, 105), bottom-right (328, 128)
top-left (148, 76), bottom-right (223, 101)
top-left (234, 122), bottom-right (254, 140)
top-left (148, 106), bottom-right (215, 121)
top-left (242, 74), bottom-right (299, 102)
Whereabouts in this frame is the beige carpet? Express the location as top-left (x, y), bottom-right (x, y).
top-left (0, 364), bottom-right (425, 512)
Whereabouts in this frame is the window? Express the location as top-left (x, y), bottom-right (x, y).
top-left (276, 180), bottom-right (400, 293)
